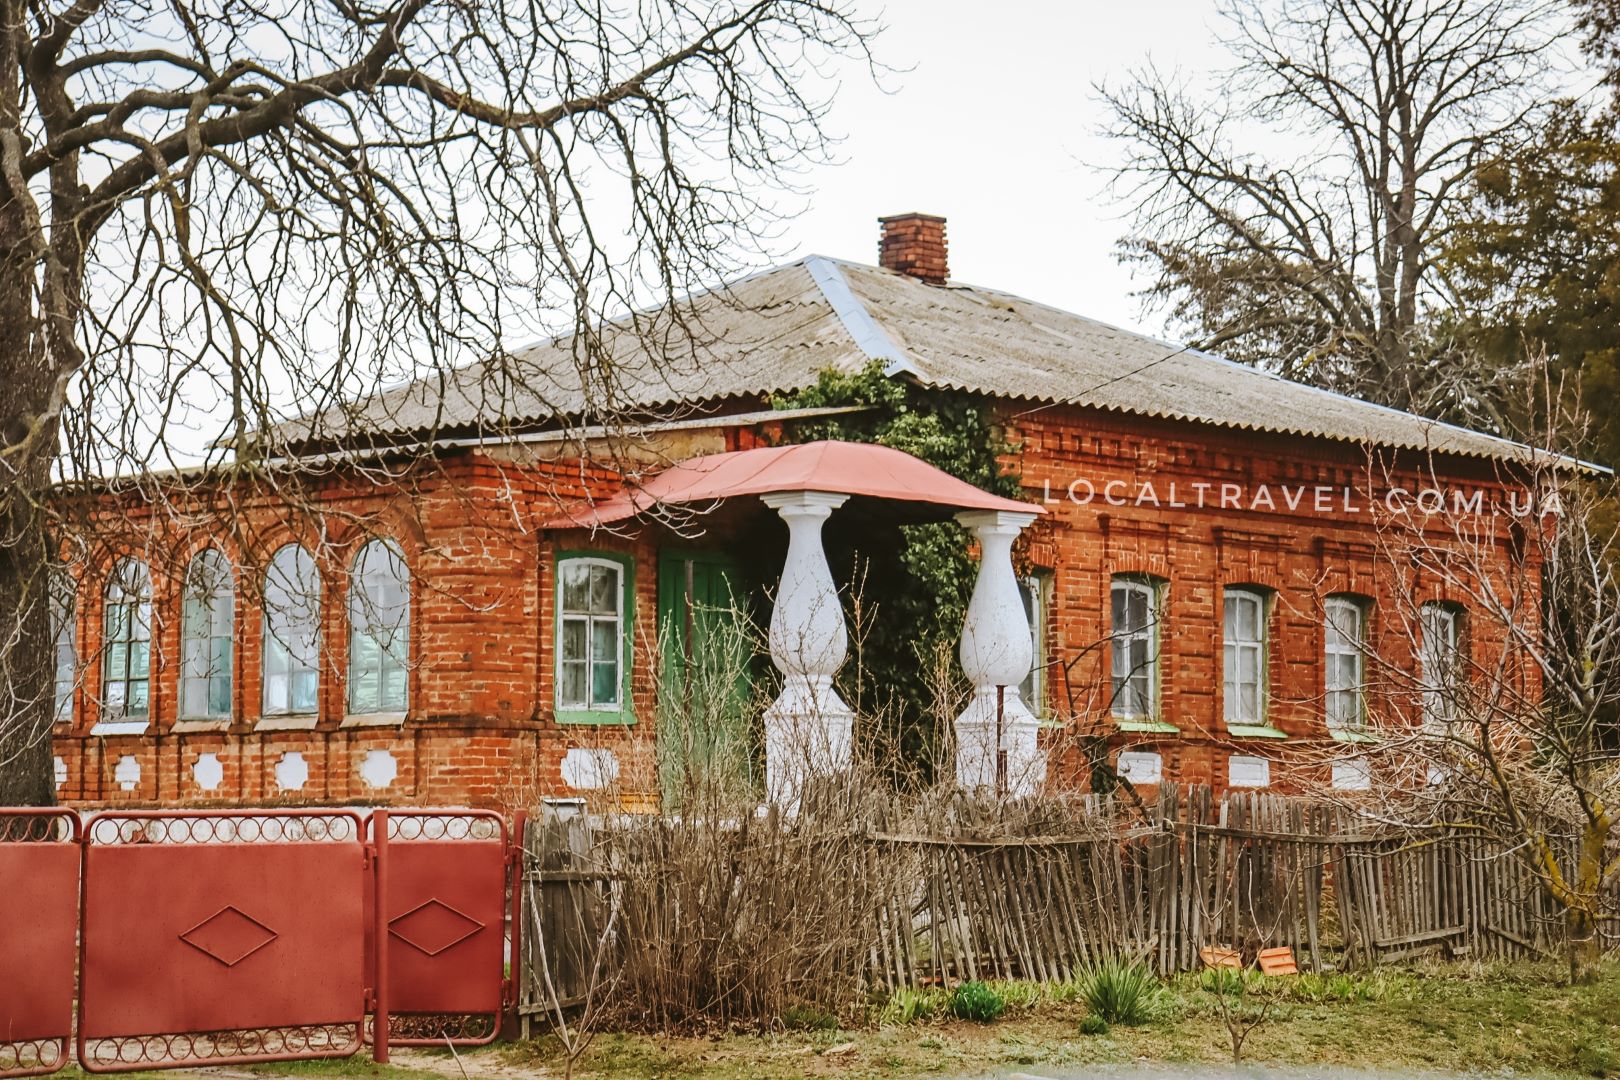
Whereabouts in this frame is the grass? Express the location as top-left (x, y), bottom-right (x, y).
top-left (91, 960), bottom-right (1619, 1080)
top-left (521, 960), bottom-right (1620, 1079)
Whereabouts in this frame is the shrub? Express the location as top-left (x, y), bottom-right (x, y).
top-left (986, 980), bottom-right (1043, 1010)
top-left (950, 980), bottom-right (1008, 1023)
top-left (1075, 958), bottom-right (1163, 1026)
top-left (1079, 1014), bottom-right (1110, 1036)
top-left (879, 988), bottom-right (947, 1026)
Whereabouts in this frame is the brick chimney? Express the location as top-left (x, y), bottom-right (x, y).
top-left (878, 213), bottom-right (948, 285)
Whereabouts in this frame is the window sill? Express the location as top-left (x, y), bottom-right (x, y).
top-left (255, 714), bottom-right (320, 731)
top-left (89, 719), bottom-right (150, 736)
top-left (172, 718), bottom-right (231, 733)
top-left (1227, 724), bottom-right (1289, 740)
top-left (1115, 717), bottom-right (1178, 734)
top-left (1329, 727), bottom-right (1379, 744)
top-left (341, 712), bottom-right (408, 729)
top-left (555, 707), bottom-right (636, 726)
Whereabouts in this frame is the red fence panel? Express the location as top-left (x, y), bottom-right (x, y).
top-left (0, 811), bottom-right (80, 1079)
top-left (77, 811), bottom-right (369, 1072)
top-left (371, 811), bottom-right (511, 1046)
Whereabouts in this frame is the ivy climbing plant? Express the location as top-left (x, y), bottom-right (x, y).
top-left (771, 361), bottom-right (1023, 781)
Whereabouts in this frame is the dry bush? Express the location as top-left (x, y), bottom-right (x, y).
top-left (603, 772), bottom-right (903, 1031)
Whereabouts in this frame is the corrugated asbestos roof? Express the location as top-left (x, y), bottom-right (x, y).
top-left (290, 255), bottom-right (1545, 464)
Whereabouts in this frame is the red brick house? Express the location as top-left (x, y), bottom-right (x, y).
top-left (47, 214), bottom-right (1549, 809)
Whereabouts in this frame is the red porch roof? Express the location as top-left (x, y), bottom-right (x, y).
top-left (547, 440), bottom-right (1044, 527)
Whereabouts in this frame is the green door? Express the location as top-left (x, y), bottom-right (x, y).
top-left (657, 550), bottom-right (753, 804)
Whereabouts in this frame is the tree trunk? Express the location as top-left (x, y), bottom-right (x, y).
top-left (1566, 905), bottom-right (1599, 985)
top-left (0, 514), bottom-right (57, 806)
top-left (0, 183), bottom-right (62, 806)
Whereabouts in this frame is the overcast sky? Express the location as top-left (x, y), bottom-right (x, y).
top-left (774, 0), bottom-right (1225, 339)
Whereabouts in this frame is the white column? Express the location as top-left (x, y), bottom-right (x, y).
top-left (955, 509), bottom-right (1044, 796)
top-left (761, 490), bottom-right (854, 808)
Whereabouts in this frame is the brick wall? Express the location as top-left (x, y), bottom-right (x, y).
top-left (51, 451), bottom-right (660, 812)
top-left (1003, 402), bottom-right (1540, 795)
top-left (48, 405), bottom-right (1541, 810)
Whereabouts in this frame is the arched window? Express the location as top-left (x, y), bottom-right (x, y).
top-left (1419, 601), bottom-right (1465, 727)
top-left (1018, 571), bottom-right (1052, 717)
top-left (50, 571), bottom-right (76, 723)
top-left (1325, 595), bottom-right (1370, 731)
top-left (181, 550), bottom-right (235, 719)
top-left (349, 539), bottom-right (410, 715)
top-left (263, 544), bottom-right (320, 716)
top-left (1223, 587), bottom-right (1269, 726)
top-left (100, 559), bottom-right (151, 727)
top-left (1110, 575), bottom-right (1162, 720)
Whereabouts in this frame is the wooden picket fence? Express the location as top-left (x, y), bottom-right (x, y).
top-left (519, 786), bottom-right (1619, 1016)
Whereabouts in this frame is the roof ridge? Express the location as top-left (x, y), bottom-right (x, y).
top-left (804, 256), bottom-right (923, 379)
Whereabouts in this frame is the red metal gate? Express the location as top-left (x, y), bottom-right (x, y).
top-left (0, 805), bottom-right (521, 1077)
top-left (78, 810), bottom-right (370, 1071)
top-left (0, 811), bottom-right (80, 1078)
top-left (371, 811), bottom-right (515, 1046)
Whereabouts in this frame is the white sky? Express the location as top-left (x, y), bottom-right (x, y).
top-left (775, 0), bottom-right (1226, 339)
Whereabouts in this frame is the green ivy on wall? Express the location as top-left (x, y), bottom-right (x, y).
top-left (771, 361), bottom-right (1023, 781)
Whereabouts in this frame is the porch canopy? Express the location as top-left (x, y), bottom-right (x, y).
top-left (553, 440), bottom-right (1042, 527)
top-left (554, 439), bottom-right (1049, 805)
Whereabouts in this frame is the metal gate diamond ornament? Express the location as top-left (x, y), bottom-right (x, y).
top-left (388, 899), bottom-right (483, 957)
top-left (179, 906), bottom-right (279, 967)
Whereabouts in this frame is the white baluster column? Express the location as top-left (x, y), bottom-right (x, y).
top-left (955, 510), bottom-right (1044, 796)
top-left (761, 491), bottom-right (854, 808)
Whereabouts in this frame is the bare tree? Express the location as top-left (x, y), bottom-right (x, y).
top-left (1101, 0), bottom-right (1561, 422)
top-left (0, 0), bottom-right (878, 805)
top-left (1332, 409), bottom-right (1619, 981)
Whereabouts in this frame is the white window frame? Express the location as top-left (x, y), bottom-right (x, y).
top-left (1223, 587), bottom-right (1268, 726)
top-left (263, 544), bottom-right (321, 716)
top-left (1419, 601), bottom-right (1462, 728)
top-left (557, 556), bottom-right (626, 714)
top-left (1018, 571), bottom-right (1051, 717)
top-left (348, 539), bottom-right (411, 716)
top-left (50, 572), bottom-right (76, 724)
top-left (180, 549), bottom-right (235, 720)
top-left (1110, 576), bottom-right (1161, 721)
top-left (1325, 595), bottom-right (1369, 731)
top-left (97, 558), bottom-right (151, 733)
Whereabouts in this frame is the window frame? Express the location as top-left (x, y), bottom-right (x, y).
top-left (1109, 574), bottom-right (1163, 724)
top-left (1324, 594), bottom-right (1370, 733)
top-left (262, 543), bottom-right (322, 718)
top-left (1222, 586), bottom-right (1270, 728)
top-left (50, 570), bottom-right (77, 725)
top-left (1419, 601), bottom-right (1464, 728)
top-left (180, 549), bottom-right (236, 721)
top-left (554, 551), bottom-right (636, 725)
top-left (347, 539), bottom-right (411, 717)
top-left (1018, 571), bottom-right (1052, 718)
top-left (97, 558), bottom-right (152, 732)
